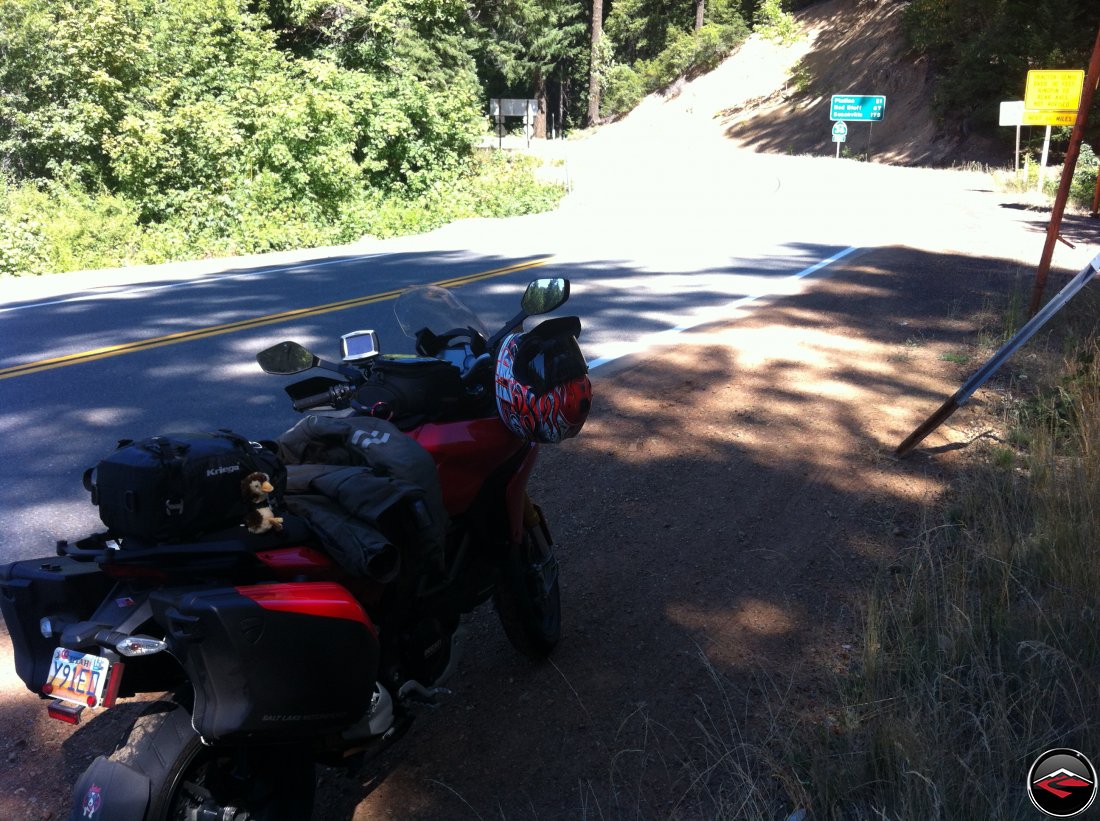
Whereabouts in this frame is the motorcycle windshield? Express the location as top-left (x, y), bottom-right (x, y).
top-left (394, 285), bottom-right (490, 340)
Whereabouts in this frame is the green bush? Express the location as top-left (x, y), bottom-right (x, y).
top-left (0, 151), bottom-right (564, 275)
top-left (601, 64), bottom-right (647, 118)
top-left (0, 175), bottom-right (144, 275)
top-left (638, 21), bottom-right (749, 93)
top-left (753, 0), bottom-right (799, 44)
top-left (1032, 142), bottom-right (1100, 210)
top-left (1070, 142), bottom-right (1098, 209)
top-left (0, 181), bottom-right (46, 277)
top-left (693, 19), bottom-right (751, 72)
top-left (337, 152), bottom-right (565, 241)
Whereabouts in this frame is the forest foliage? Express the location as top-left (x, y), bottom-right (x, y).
top-left (902, 0), bottom-right (1100, 147)
top-left (3, 0), bottom-right (1100, 276)
top-left (0, 0), bottom-right (779, 276)
top-left (0, 0), bottom-right (580, 274)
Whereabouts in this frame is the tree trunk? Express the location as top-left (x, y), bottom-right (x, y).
top-left (558, 69), bottom-right (565, 137)
top-left (534, 68), bottom-right (548, 138)
top-left (587, 0), bottom-right (604, 127)
top-left (694, 0), bottom-right (705, 31)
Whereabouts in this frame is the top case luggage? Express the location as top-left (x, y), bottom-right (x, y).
top-left (83, 430), bottom-right (285, 543)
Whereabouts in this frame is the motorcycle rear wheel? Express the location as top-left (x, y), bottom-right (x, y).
top-left (107, 692), bottom-right (316, 820)
top-left (494, 525), bottom-right (561, 659)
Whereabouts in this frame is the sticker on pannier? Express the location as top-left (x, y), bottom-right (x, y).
top-left (83, 430), bottom-right (285, 543)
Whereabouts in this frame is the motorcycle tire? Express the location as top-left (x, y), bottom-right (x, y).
top-left (493, 526), bottom-right (561, 659)
top-left (105, 691), bottom-right (316, 820)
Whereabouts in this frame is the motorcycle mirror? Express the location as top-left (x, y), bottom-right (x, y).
top-left (256, 341), bottom-right (319, 375)
top-left (488, 278), bottom-right (572, 352)
top-left (521, 278), bottom-right (570, 316)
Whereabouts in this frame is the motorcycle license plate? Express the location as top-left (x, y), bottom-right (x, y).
top-left (46, 647), bottom-right (111, 708)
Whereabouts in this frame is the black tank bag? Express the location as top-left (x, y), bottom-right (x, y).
top-left (83, 430), bottom-right (285, 544)
top-left (352, 356), bottom-right (473, 429)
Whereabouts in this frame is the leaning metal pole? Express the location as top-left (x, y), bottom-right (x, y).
top-left (896, 252), bottom-right (1100, 457)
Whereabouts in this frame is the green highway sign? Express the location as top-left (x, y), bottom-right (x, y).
top-left (830, 94), bottom-right (886, 122)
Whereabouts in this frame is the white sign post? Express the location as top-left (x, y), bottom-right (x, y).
top-left (1039, 126), bottom-right (1052, 191)
top-left (999, 100), bottom-right (1025, 175)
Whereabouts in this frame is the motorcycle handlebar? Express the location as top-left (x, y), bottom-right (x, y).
top-left (292, 384), bottom-right (353, 412)
top-left (292, 391), bottom-right (336, 412)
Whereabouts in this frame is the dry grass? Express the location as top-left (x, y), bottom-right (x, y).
top-left (804, 297), bottom-right (1100, 819)
top-left (661, 293), bottom-right (1100, 821)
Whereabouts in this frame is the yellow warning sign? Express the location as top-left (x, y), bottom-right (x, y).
top-left (1024, 70), bottom-right (1085, 112)
top-left (1021, 109), bottom-right (1078, 126)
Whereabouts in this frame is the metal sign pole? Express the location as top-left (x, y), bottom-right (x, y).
top-left (1038, 125), bottom-right (1052, 191)
top-left (897, 254), bottom-right (1100, 456)
top-left (1015, 124), bottom-right (1021, 176)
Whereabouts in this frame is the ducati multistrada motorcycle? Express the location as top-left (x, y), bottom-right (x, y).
top-left (0, 277), bottom-right (592, 820)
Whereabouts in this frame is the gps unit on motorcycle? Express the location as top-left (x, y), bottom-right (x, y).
top-left (341, 329), bottom-right (380, 364)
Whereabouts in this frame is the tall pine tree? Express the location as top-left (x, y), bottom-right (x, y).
top-left (473, 0), bottom-right (586, 137)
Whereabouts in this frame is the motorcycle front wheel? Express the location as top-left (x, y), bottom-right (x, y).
top-left (106, 691), bottom-right (316, 820)
top-left (493, 510), bottom-right (561, 659)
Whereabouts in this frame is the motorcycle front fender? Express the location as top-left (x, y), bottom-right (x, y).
top-left (504, 442), bottom-right (540, 545)
top-left (67, 755), bottom-right (150, 821)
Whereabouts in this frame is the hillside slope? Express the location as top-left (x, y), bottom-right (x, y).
top-left (598, 0), bottom-right (1001, 167)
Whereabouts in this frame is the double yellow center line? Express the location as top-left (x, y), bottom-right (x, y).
top-left (0, 256), bottom-right (551, 381)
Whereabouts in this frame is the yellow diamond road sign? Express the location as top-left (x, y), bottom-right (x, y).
top-left (1024, 70), bottom-right (1085, 112)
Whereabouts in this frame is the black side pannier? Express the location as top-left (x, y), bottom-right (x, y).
top-left (83, 430), bottom-right (285, 543)
top-left (150, 582), bottom-right (377, 741)
top-left (0, 556), bottom-right (116, 694)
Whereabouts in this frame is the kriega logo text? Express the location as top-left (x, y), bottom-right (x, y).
top-left (206, 465), bottom-right (241, 477)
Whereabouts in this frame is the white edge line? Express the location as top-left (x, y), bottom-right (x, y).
top-left (588, 246), bottom-right (860, 370)
top-left (0, 253), bottom-right (385, 314)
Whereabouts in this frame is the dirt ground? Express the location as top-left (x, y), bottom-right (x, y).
top-left (3, 3), bottom-right (1100, 819)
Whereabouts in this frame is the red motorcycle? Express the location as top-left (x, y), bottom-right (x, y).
top-left (0, 277), bottom-right (591, 820)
